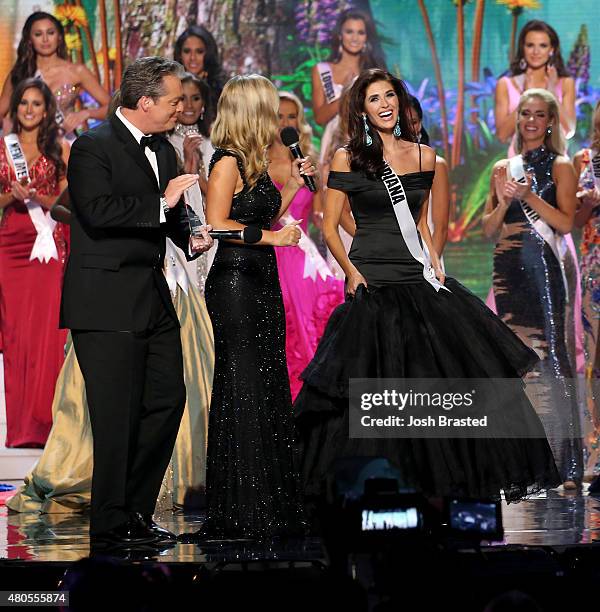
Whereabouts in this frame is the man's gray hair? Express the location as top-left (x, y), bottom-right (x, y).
top-left (120, 56), bottom-right (184, 109)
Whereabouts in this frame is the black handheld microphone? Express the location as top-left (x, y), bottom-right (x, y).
top-left (208, 229), bottom-right (242, 240)
top-left (280, 127), bottom-right (317, 193)
top-left (207, 227), bottom-right (262, 243)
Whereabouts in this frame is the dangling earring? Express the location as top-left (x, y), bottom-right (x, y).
top-left (362, 113), bottom-right (372, 146)
top-left (200, 108), bottom-right (205, 121)
top-left (546, 125), bottom-right (553, 135)
top-left (393, 117), bottom-right (402, 138)
top-left (548, 51), bottom-right (555, 67)
top-left (519, 58), bottom-right (527, 71)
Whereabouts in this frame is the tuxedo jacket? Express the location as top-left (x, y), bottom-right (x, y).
top-left (60, 115), bottom-right (197, 332)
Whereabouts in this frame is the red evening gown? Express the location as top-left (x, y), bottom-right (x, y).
top-left (0, 138), bottom-right (69, 447)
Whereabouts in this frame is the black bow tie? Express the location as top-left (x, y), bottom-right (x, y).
top-left (140, 134), bottom-right (161, 152)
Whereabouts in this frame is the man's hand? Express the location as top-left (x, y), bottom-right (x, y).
top-left (190, 224), bottom-right (214, 253)
top-left (164, 174), bottom-right (199, 208)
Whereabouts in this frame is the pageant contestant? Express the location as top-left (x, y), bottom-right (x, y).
top-left (495, 20), bottom-right (575, 156)
top-left (169, 72), bottom-right (214, 198)
top-left (168, 72), bottom-right (216, 285)
top-left (270, 91), bottom-right (344, 400)
top-left (0, 78), bottom-right (70, 447)
top-left (173, 25), bottom-right (224, 128)
top-left (294, 69), bottom-right (560, 509)
top-left (573, 102), bottom-right (600, 491)
top-left (182, 75), bottom-right (315, 541)
top-left (483, 89), bottom-right (582, 489)
top-left (0, 12), bottom-right (109, 137)
top-left (313, 9), bottom-right (386, 278)
top-left (61, 57), bottom-right (212, 547)
top-left (490, 20), bottom-right (583, 367)
top-left (312, 8), bottom-right (386, 163)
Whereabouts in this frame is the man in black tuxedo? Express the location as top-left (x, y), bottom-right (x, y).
top-left (61, 57), bottom-right (213, 546)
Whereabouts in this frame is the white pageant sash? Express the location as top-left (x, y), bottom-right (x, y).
top-left (382, 161), bottom-right (448, 292)
top-left (279, 213), bottom-right (334, 282)
top-left (4, 134), bottom-right (58, 263)
top-left (317, 62), bottom-right (338, 104)
top-left (164, 239), bottom-right (190, 296)
top-left (508, 154), bottom-right (568, 297)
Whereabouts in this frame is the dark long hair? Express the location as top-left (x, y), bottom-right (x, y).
top-left (181, 72), bottom-right (213, 137)
top-left (510, 20), bottom-right (570, 77)
top-left (407, 95), bottom-right (430, 145)
top-left (10, 78), bottom-right (65, 180)
top-left (173, 26), bottom-right (224, 96)
top-left (10, 12), bottom-right (68, 89)
top-left (347, 69), bottom-right (415, 179)
top-left (329, 9), bottom-right (387, 70)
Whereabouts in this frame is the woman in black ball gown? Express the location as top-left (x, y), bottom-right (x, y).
top-left (294, 69), bottom-right (561, 506)
top-left (182, 75), bottom-right (315, 540)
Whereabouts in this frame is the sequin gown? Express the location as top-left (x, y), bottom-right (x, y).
top-left (204, 149), bottom-right (304, 539)
top-left (487, 78), bottom-right (584, 374)
top-left (493, 145), bottom-right (583, 484)
top-left (295, 160), bottom-right (560, 505)
top-left (0, 139), bottom-right (69, 447)
top-left (578, 149), bottom-right (600, 478)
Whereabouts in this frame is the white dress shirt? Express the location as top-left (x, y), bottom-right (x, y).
top-left (115, 106), bottom-right (166, 223)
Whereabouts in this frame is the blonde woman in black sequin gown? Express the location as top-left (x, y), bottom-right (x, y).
top-left (181, 75), bottom-right (316, 541)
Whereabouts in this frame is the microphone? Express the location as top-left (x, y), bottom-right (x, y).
top-left (280, 127), bottom-right (317, 192)
top-left (207, 227), bottom-right (262, 243)
top-left (208, 229), bottom-right (242, 240)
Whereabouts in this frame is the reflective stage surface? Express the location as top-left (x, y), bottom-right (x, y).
top-left (1, 489), bottom-right (599, 563)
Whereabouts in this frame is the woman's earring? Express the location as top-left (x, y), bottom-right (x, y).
top-left (546, 125), bottom-right (553, 135)
top-left (548, 51), bottom-right (555, 67)
top-left (393, 117), bottom-right (402, 138)
top-left (519, 58), bottom-right (527, 71)
top-left (362, 114), bottom-right (372, 146)
top-left (200, 108), bottom-right (205, 120)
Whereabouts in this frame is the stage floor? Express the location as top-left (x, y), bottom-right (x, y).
top-left (1, 488), bottom-right (599, 563)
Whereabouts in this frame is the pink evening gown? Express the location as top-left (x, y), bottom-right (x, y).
top-left (273, 181), bottom-right (344, 400)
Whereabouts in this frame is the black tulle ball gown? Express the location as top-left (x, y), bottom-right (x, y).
top-left (294, 158), bottom-right (561, 505)
top-left (204, 149), bottom-right (304, 539)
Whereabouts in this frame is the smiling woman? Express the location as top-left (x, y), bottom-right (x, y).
top-left (483, 88), bottom-right (582, 490)
top-left (0, 78), bottom-right (70, 448)
top-left (494, 20), bottom-right (575, 154)
top-left (293, 69), bottom-right (561, 518)
top-left (0, 11), bottom-right (109, 138)
top-left (173, 25), bottom-right (224, 128)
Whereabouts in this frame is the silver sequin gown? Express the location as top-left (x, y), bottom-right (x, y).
top-left (203, 149), bottom-right (304, 538)
top-left (492, 145), bottom-right (583, 484)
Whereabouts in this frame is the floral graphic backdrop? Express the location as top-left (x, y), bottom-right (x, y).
top-left (2, 0), bottom-right (599, 296)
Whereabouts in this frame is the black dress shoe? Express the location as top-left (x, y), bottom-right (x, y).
top-left (589, 475), bottom-right (600, 495)
top-left (91, 518), bottom-right (159, 547)
top-left (138, 513), bottom-right (178, 542)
